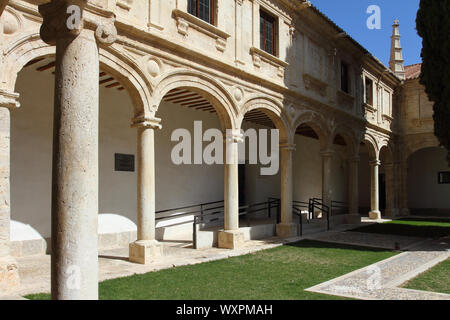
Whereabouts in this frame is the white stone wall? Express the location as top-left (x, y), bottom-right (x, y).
top-left (407, 147), bottom-right (450, 212)
top-left (11, 66), bottom-right (226, 240)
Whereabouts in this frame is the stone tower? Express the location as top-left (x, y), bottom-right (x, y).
top-left (389, 19), bottom-right (406, 80)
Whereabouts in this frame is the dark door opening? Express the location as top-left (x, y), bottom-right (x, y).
top-left (238, 164), bottom-right (246, 206)
top-left (379, 173), bottom-right (386, 213)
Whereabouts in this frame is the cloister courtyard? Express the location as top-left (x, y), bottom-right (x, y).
top-left (3, 216), bottom-right (448, 300)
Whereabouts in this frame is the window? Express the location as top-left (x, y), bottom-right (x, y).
top-left (260, 10), bottom-right (276, 56)
top-left (438, 172), bottom-right (450, 184)
top-left (365, 78), bottom-right (373, 105)
top-left (188, 0), bottom-right (215, 25)
top-left (341, 62), bottom-right (349, 93)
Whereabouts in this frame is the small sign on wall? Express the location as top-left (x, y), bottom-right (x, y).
top-left (438, 172), bottom-right (450, 184)
top-left (115, 153), bottom-right (135, 172)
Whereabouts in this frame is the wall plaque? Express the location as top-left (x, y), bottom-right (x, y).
top-left (115, 153), bottom-right (135, 172)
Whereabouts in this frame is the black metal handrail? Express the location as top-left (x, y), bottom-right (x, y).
top-left (308, 198), bottom-right (330, 231)
top-left (292, 204), bottom-right (305, 236)
top-left (330, 200), bottom-right (349, 216)
top-left (267, 197), bottom-right (280, 223)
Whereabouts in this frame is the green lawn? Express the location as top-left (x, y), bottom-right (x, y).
top-left (26, 240), bottom-right (396, 300)
top-left (403, 258), bottom-right (450, 294)
top-left (349, 217), bottom-right (450, 238)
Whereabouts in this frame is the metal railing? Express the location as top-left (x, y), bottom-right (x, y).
top-left (308, 198), bottom-right (330, 231)
top-left (192, 198), bottom-right (281, 248)
top-left (155, 200), bottom-right (224, 227)
top-left (293, 200), bottom-right (309, 236)
top-left (331, 200), bottom-right (349, 216)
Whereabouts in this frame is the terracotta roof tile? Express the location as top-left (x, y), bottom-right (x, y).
top-left (405, 63), bottom-right (422, 80)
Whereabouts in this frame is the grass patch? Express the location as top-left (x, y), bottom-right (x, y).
top-left (349, 218), bottom-right (450, 238)
top-left (403, 258), bottom-right (450, 294)
top-left (26, 240), bottom-right (397, 300)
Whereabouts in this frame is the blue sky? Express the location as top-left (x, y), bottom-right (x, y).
top-left (310, 0), bottom-right (422, 67)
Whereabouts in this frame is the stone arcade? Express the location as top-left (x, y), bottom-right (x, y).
top-left (0, 0), bottom-right (448, 299)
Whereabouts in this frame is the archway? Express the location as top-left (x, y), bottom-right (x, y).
top-left (150, 71), bottom-right (237, 248)
top-left (407, 147), bottom-right (450, 216)
top-left (10, 53), bottom-right (143, 255)
top-left (238, 97), bottom-right (293, 237)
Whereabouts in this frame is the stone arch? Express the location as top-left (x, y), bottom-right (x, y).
top-left (379, 140), bottom-right (394, 164)
top-left (238, 96), bottom-right (291, 143)
top-left (404, 135), bottom-right (440, 161)
top-left (292, 110), bottom-right (330, 149)
top-left (151, 69), bottom-right (237, 131)
top-left (362, 133), bottom-right (379, 161)
top-left (330, 124), bottom-right (359, 155)
top-left (2, 32), bottom-right (154, 118)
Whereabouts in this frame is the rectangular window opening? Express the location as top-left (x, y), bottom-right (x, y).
top-left (341, 62), bottom-right (350, 94)
top-left (188, 0), bottom-right (215, 25)
top-left (365, 78), bottom-right (373, 105)
top-left (260, 9), bottom-right (276, 56)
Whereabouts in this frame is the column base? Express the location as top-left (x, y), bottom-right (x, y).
top-left (276, 223), bottom-right (298, 238)
top-left (218, 230), bottom-right (245, 249)
top-left (369, 210), bottom-right (381, 220)
top-left (129, 240), bottom-right (163, 265)
top-left (0, 256), bottom-right (20, 296)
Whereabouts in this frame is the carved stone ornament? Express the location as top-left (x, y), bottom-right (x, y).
top-left (39, 0), bottom-right (117, 46)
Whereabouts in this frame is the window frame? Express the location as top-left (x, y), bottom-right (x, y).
top-left (259, 9), bottom-right (277, 56)
top-left (187, 0), bottom-right (216, 25)
top-left (341, 61), bottom-right (350, 94)
top-left (365, 77), bottom-right (373, 106)
top-left (438, 172), bottom-right (450, 184)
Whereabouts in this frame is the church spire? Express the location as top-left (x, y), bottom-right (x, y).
top-left (389, 19), bottom-right (406, 80)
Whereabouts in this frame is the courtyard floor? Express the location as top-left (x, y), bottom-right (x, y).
top-left (3, 217), bottom-right (450, 300)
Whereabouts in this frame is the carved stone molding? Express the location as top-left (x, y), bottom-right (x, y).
top-left (303, 73), bottom-right (328, 96)
top-left (337, 90), bottom-right (355, 109)
top-left (172, 9), bottom-right (231, 53)
top-left (249, 47), bottom-right (288, 78)
top-left (39, 0), bottom-right (117, 46)
top-left (131, 116), bottom-right (162, 130)
top-left (0, 90), bottom-right (20, 110)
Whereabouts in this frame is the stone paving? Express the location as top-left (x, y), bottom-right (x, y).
top-left (306, 236), bottom-right (450, 300)
top-left (3, 219), bottom-right (449, 300)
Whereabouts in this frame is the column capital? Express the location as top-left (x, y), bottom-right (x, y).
top-left (320, 149), bottom-right (335, 158)
top-left (370, 160), bottom-right (381, 166)
top-left (224, 130), bottom-right (244, 143)
top-left (131, 116), bottom-right (162, 130)
top-left (0, 90), bottom-right (20, 110)
top-left (280, 143), bottom-right (296, 151)
top-left (39, 0), bottom-right (117, 46)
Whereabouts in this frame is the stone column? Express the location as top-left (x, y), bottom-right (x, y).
top-left (39, 0), bottom-right (116, 300)
top-left (129, 118), bottom-right (163, 264)
top-left (347, 156), bottom-right (361, 224)
top-left (369, 160), bottom-right (381, 219)
top-left (276, 143), bottom-right (297, 238)
top-left (218, 131), bottom-right (244, 249)
top-left (0, 90), bottom-right (20, 295)
top-left (321, 150), bottom-right (334, 209)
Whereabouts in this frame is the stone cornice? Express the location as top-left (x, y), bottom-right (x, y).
top-left (0, 90), bottom-right (20, 109)
top-left (172, 9), bottom-right (230, 52)
top-left (131, 116), bottom-right (162, 130)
